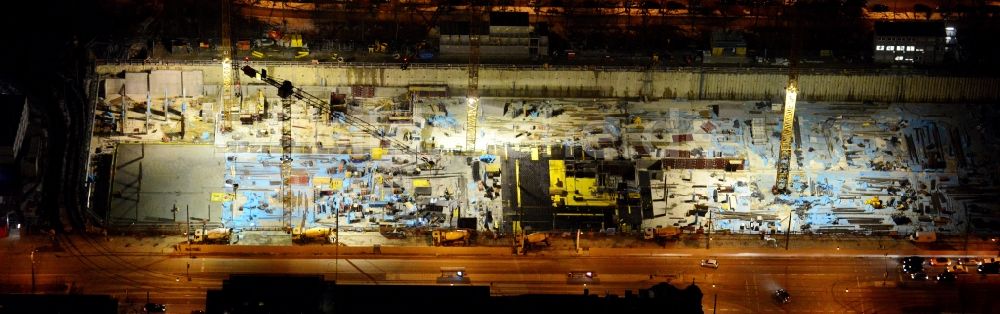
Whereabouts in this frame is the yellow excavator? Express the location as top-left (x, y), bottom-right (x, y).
top-left (865, 196), bottom-right (884, 209)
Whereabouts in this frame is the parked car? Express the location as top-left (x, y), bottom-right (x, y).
top-left (700, 259), bottom-right (720, 269)
top-left (978, 257), bottom-right (998, 265)
top-left (956, 257), bottom-right (980, 265)
top-left (929, 257), bottom-right (952, 266)
top-left (936, 272), bottom-right (956, 283)
top-left (903, 263), bottom-right (924, 274)
top-left (901, 256), bottom-right (925, 266)
top-left (910, 272), bottom-right (928, 280)
top-left (143, 303), bottom-right (166, 313)
top-left (977, 262), bottom-right (1000, 274)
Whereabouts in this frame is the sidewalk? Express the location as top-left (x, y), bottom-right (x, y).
top-left (5, 232), bottom-right (997, 259)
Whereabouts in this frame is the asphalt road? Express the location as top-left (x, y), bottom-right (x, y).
top-left (3, 236), bottom-right (999, 313)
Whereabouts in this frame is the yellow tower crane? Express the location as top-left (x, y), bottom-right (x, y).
top-left (219, 0), bottom-right (238, 132)
top-left (773, 80), bottom-right (797, 194)
top-left (773, 6), bottom-right (801, 195)
top-left (465, 5), bottom-right (482, 152)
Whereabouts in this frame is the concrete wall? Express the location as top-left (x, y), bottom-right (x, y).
top-left (103, 78), bottom-right (124, 100)
top-left (123, 72), bottom-right (148, 102)
top-left (182, 70), bottom-right (204, 97)
top-left (149, 70), bottom-right (183, 98)
top-left (98, 63), bottom-right (1000, 103)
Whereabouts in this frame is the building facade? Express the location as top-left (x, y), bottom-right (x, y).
top-left (0, 95), bottom-right (29, 164)
top-left (437, 12), bottom-right (548, 60)
top-left (873, 21), bottom-right (949, 65)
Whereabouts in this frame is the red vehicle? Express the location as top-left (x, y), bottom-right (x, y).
top-left (0, 214), bottom-right (9, 238)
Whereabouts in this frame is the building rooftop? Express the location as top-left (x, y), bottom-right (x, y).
top-left (874, 21), bottom-right (944, 37)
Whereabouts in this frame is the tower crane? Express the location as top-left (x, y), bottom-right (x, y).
top-left (219, 0), bottom-right (240, 132)
top-left (240, 66), bottom-right (437, 166)
top-left (465, 3), bottom-right (482, 152)
top-left (773, 7), bottom-right (801, 195)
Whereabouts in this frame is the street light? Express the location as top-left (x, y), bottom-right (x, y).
top-left (335, 200), bottom-right (339, 283)
top-left (30, 249), bottom-right (36, 293)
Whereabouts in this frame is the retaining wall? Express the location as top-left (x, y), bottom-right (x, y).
top-left (97, 63), bottom-right (1000, 103)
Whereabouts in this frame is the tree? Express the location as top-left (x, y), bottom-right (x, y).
top-left (666, 1), bottom-right (686, 14)
top-left (870, 3), bottom-right (889, 12)
top-left (913, 3), bottom-right (934, 19)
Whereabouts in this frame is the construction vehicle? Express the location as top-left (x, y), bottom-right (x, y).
top-left (865, 196), bottom-right (884, 209)
top-left (910, 231), bottom-right (937, 243)
top-left (193, 228), bottom-right (233, 244)
top-left (432, 229), bottom-right (470, 246)
top-left (292, 226), bottom-right (335, 243)
top-left (644, 226), bottom-right (682, 240)
top-left (518, 232), bottom-right (551, 249)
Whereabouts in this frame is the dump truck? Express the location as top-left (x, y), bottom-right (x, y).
top-left (432, 229), bottom-right (470, 246)
top-left (643, 226), bottom-right (681, 240)
top-left (519, 232), bottom-right (551, 249)
top-left (292, 227), bottom-right (335, 244)
top-left (193, 228), bottom-right (233, 244)
top-left (910, 231), bottom-right (937, 243)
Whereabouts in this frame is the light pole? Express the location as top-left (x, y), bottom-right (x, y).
top-left (335, 201), bottom-right (339, 283)
top-left (30, 249), bottom-right (36, 293)
top-left (706, 209), bottom-right (713, 249)
top-left (784, 209), bottom-right (792, 250)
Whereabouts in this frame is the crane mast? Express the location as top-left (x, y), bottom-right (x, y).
top-left (773, 6), bottom-right (800, 195)
top-left (219, 0), bottom-right (239, 132)
top-left (773, 81), bottom-right (797, 194)
top-left (465, 5), bottom-right (482, 152)
top-left (278, 81), bottom-right (294, 230)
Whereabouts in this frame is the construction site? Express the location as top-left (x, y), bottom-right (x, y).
top-left (75, 0), bottom-right (1000, 251)
top-left (86, 59), bottom-right (1000, 250)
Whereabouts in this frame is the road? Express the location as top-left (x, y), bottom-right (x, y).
top-left (2, 235), bottom-right (998, 313)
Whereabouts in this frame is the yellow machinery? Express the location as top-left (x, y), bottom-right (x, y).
top-left (865, 195), bottom-right (884, 209)
top-left (518, 232), bottom-right (551, 249)
top-left (292, 227), bottom-right (334, 243)
top-left (643, 226), bottom-right (681, 240)
top-left (432, 229), bottom-right (470, 246)
top-left (465, 4), bottom-right (481, 152)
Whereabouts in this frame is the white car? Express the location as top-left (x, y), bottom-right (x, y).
top-left (979, 257), bottom-right (999, 265)
top-left (929, 257), bottom-right (952, 266)
top-left (700, 259), bottom-right (720, 269)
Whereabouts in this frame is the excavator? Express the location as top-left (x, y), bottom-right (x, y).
top-left (865, 195), bottom-right (884, 209)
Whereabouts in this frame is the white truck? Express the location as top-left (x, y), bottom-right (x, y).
top-left (193, 228), bottom-right (233, 244)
